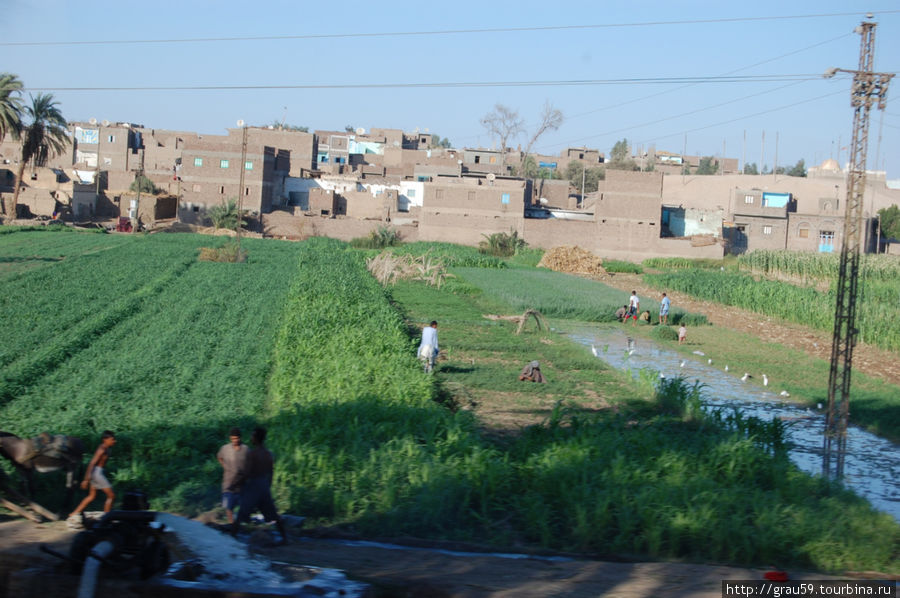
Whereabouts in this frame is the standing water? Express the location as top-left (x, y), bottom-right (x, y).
top-left (570, 327), bottom-right (900, 521)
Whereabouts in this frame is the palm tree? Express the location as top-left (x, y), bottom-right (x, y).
top-left (0, 73), bottom-right (23, 143)
top-left (8, 93), bottom-right (68, 221)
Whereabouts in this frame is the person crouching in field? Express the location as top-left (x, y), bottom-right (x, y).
top-left (69, 431), bottom-right (116, 523)
top-left (678, 324), bottom-right (687, 345)
top-left (519, 360), bottom-right (546, 383)
top-left (615, 305), bottom-right (627, 322)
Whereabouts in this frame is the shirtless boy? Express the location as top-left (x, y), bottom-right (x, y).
top-left (69, 430), bottom-right (117, 520)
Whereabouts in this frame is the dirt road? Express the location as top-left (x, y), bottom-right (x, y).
top-left (1, 517), bottom-right (825, 598)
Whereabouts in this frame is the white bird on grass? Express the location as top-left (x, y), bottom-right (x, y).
top-left (817, 403), bottom-right (823, 410)
top-left (724, 365), bottom-right (729, 372)
top-left (692, 350), bottom-right (705, 356)
top-left (708, 358), bottom-right (713, 365)
top-left (741, 373), bottom-right (751, 382)
top-left (762, 374), bottom-right (769, 387)
top-left (659, 372), bottom-right (666, 379)
top-left (779, 390), bottom-right (790, 397)
top-left (680, 360), bottom-right (686, 368)
top-left (591, 344), bottom-right (598, 357)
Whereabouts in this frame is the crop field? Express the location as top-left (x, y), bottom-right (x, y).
top-left (0, 230), bottom-right (897, 573)
top-left (738, 249), bottom-right (900, 282)
top-left (0, 230), bottom-right (303, 504)
top-left (454, 267), bottom-right (709, 325)
top-left (644, 268), bottom-right (900, 353)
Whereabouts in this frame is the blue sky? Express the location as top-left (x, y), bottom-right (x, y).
top-left (5, 1), bottom-right (900, 177)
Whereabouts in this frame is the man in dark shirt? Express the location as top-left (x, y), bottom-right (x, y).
top-left (231, 427), bottom-right (288, 544)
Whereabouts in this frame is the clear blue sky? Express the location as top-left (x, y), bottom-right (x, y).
top-left (5, 1), bottom-right (900, 177)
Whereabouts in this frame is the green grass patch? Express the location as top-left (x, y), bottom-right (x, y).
top-left (602, 259), bottom-right (643, 274)
top-left (642, 256), bottom-right (728, 270)
top-left (455, 267), bottom-right (707, 326)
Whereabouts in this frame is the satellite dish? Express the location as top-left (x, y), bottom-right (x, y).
top-left (101, 119), bottom-right (110, 127)
top-left (487, 173), bottom-right (496, 183)
top-left (355, 127), bottom-right (366, 135)
top-left (89, 117), bottom-right (97, 125)
top-left (236, 119), bottom-right (245, 127)
top-left (392, 140), bottom-right (400, 147)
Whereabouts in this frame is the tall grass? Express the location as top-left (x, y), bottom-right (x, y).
top-left (738, 250), bottom-right (900, 282)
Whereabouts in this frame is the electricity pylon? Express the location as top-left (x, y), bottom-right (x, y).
top-left (822, 18), bottom-right (893, 479)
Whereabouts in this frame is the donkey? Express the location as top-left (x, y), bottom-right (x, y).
top-left (0, 431), bottom-right (84, 503)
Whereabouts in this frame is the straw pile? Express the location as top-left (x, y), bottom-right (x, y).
top-left (537, 246), bottom-right (607, 278)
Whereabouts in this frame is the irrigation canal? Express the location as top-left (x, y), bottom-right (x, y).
top-left (568, 326), bottom-right (900, 522)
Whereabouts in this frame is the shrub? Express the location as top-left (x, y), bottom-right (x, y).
top-left (207, 199), bottom-right (246, 231)
top-left (129, 175), bottom-right (158, 194)
top-left (198, 238), bottom-right (247, 262)
top-left (651, 325), bottom-right (679, 342)
top-left (478, 229), bottom-right (527, 257)
top-left (350, 225), bottom-right (402, 249)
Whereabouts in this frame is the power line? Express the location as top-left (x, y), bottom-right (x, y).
top-left (541, 80), bottom-right (809, 151)
top-left (3, 11), bottom-right (899, 47)
top-left (22, 73), bottom-right (837, 93)
top-left (452, 31), bottom-right (855, 145)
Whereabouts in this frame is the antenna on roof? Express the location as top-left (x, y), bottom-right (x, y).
top-left (355, 127), bottom-right (366, 135)
top-left (101, 119), bottom-right (110, 127)
top-left (89, 117), bottom-right (97, 125)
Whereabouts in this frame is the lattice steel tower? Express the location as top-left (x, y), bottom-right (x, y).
top-left (822, 18), bottom-right (893, 479)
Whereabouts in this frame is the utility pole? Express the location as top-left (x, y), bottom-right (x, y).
top-left (822, 17), bottom-right (893, 479)
top-left (773, 132), bottom-right (779, 182)
top-left (132, 152), bottom-right (144, 233)
top-left (581, 162), bottom-right (585, 209)
top-left (236, 122), bottom-right (248, 247)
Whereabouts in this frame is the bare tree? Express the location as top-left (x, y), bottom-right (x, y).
top-left (480, 104), bottom-right (524, 167)
top-left (522, 101), bottom-right (563, 159)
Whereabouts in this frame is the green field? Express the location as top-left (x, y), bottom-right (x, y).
top-left (0, 229), bottom-right (897, 574)
top-left (643, 268), bottom-right (900, 352)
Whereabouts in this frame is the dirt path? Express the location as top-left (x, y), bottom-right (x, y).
top-left (1, 518), bottom-right (832, 598)
top-left (602, 273), bottom-right (900, 387)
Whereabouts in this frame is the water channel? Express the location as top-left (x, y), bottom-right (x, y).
top-left (568, 326), bottom-right (900, 521)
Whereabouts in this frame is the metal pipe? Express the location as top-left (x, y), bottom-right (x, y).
top-left (77, 540), bottom-right (114, 598)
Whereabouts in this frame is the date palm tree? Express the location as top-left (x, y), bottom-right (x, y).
top-left (0, 73), bottom-right (23, 143)
top-left (8, 93), bottom-right (68, 221)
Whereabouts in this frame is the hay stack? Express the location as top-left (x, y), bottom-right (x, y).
top-left (537, 246), bottom-right (607, 278)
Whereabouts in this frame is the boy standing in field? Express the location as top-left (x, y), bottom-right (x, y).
top-left (659, 293), bottom-right (671, 325)
top-left (678, 324), bottom-right (687, 345)
top-left (625, 291), bottom-right (640, 326)
top-left (68, 430), bottom-right (116, 522)
top-left (217, 427), bottom-right (248, 524)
